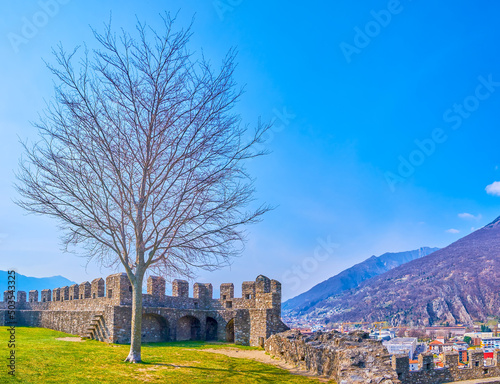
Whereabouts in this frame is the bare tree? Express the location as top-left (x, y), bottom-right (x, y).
top-left (15, 15), bottom-right (270, 363)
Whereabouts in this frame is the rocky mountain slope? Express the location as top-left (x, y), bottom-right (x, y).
top-left (283, 247), bottom-right (438, 317)
top-left (306, 216), bottom-right (500, 326)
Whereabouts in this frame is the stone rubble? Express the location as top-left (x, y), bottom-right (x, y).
top-left (265, 330), bottom-right (401, 384)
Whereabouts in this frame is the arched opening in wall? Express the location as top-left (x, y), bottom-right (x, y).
top-left (206, 317), bottom-right (218, 341)
top-left (226, 318), bottom-right (235, 343)
top-left (176, 316), bottom-right (201, 341)
top-left (141, 314), bottom-right (170, 343)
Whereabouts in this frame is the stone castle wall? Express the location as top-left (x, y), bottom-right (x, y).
top-left (393, 350), bottom-right (500, 384)
top-left (15, 309), bottom-right (113, 342)
top-left (0, 273), bottom-right (288, 346)
top-left (265, 329), bottom-right (500, 384)
top-left (265, 330), bottom-right (400, 384)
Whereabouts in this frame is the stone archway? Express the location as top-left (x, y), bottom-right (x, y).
top-left (206, 317), bottom-right (218, 341)
top-left (177, 315), bottom-right (201, 341)
top-left (141, 314), bottom-right (170, 342)
top-left (226, 318), bottom-right (235, 343)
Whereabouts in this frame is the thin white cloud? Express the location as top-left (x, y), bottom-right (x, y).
top-left (486, 181), bottom-right (500, 196)
top-left (446, 229), bottom-right (460, 234)
top-left (458, 213), bottom-right (482, 220)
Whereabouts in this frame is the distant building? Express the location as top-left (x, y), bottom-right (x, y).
top-left (464, 332), bottom-right (495, 339)
top-left (484, 349), bottom-right (495, 360)
top-left (481, 337), bottom-right (500, 349)
top-left (453, 341), bottom-right (468, 351)
top-left (429, 339), bottom-right (444, 354)
top-left (409, 359), bottom-right (419, 371)
top-left (425, 326), bottom-right (467, 337)
top-left (370, 329), bottom-right (395, 341)
top-left (472, 338), bottom-right (482, 346)
top-left (383, 337), bottom-right (417, 358)
top-left (442, 342), bottom-right (455, 352)
top-left (457, 349), bottom-right (468, 363)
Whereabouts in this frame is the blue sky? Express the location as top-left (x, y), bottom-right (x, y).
top-left (1, 0), bottom-right (500, 300)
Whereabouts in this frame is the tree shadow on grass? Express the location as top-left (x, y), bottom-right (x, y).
top-left (143, 341), bottom-right (262, 353)
top-left (142, 360), bottom-right (302, 382)
top-left (143, 341), bottom-right (207, 348)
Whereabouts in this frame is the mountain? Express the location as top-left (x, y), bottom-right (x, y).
top-left (0, 270), bottom-right (76, 294)
top-left (305, 216), bottom-right (500, 326)
top-left (283, 247), bottom-right (439, 316)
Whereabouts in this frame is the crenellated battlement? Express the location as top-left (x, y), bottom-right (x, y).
top-left (392, 349), bottom-right (500, 384)
top-left (2, 273), bottom-right (282, 312)
top-left (0, 274), bottom-right (288, 347)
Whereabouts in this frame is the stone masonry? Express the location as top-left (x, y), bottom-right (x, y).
top-left (0, 274), bottom-right (289, 346)
top-left (393, 350), bottom-right (500, 384)
top-left (265, 330), bottom-right (400, 384)
top-left (266, 329), bottom-right (500, 384)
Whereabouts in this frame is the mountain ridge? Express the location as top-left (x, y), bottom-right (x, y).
top-left (306, 216), bottom-right (500, 326)
top-left (283, 246), bottom-right (439, 316)
top-left (0, 270), bottom-right (76, 294)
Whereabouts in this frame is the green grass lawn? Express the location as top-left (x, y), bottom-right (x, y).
top-left (0, 327), bottom-right (326, 383)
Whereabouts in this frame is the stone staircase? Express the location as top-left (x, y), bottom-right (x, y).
top-left (83, 312), bottom-right (104, 340)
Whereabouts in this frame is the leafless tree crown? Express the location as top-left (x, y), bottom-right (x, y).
top-left (16, 15), bottom-right (270, 280)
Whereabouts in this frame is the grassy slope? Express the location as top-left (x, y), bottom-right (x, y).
top-left (0, 327), bottom-right (326, 383)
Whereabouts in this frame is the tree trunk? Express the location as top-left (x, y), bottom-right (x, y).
top-left (125, 273), bottom-right (144, 363)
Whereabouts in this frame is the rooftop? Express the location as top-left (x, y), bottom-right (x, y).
top-left (384, 337), bottom-right (417, 344)
top-left (430, 340), bottom-right (444, 345)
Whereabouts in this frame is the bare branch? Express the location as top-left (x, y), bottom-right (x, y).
top-left (15, 13), bottom-right (272, 363)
